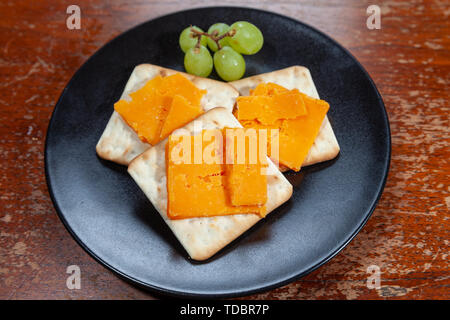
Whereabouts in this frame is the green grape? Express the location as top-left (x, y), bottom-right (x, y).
top-left (179, 26), bottom-right (208, 53)
top-left (184, 45), bottom-right (213, 77)
top-left (213, 46), bottom-right (245, 81)
top-left (228, 21), bottom-right (263, 55)
top-left (207, 23), bottom-right (230, 52)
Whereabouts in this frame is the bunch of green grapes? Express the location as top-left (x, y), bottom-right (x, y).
top-left (179, 21), bottom-right (264, 81)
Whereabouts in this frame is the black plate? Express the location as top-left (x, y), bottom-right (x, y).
top-left (45, 7), bottom-right (390, 298)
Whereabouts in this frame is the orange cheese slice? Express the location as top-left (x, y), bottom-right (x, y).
top-left (235, 83), bottom-right (329, 171)
top-left (159, 73), bottom-right (206, 106)
top-left (223, 128), bottom-right (268, 207)
top-left (114, 73), bottom-right (206, 146)
top-left (159, 95), bottom-right (203, 140)
top-left (271, 89), bottom-right (307, 119)
top-left (225, 164), bottom-right (267, 208)
top-left (276, 93), bottom-right (329, 170)
top-left (236, 87), bottom-right (306, 125)
top-left (166, 130), bottom-right (266, 220)
top-left (235, 96), bottom-right (272, 123)
top-left (114, 87), bottom-right (171, 145)
top-left (250, 82), bottom-right (289, 96)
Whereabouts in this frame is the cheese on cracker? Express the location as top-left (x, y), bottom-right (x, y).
top-left (96, 64), bottom-right (239, 165)
top-left (114, 73), bottom-right (205, 146)
top-left (128, 108), bottom-right (293, 261)
top-left (166, 130), bottom-right (266, 220)
top-left (235, 83), bottom-right (329, 171)
top-left (231, 66), bottom-right (340, 169)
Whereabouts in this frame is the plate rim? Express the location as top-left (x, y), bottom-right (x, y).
top-left (44, 6), bottom-right (391, 298)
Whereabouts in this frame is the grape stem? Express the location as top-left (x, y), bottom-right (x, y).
top-left (190, 26), bottom-right (236, 50)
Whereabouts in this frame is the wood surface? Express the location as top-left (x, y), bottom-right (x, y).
top-left (0, 0), bottom-right (448, 299)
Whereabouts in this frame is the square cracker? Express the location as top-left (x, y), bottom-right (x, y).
top-left (230, 66), bottom-right (340, 168)
top-left (96, 64), bottom-right (240, 165)
top-left (128, 107), bottom-right (293, 261)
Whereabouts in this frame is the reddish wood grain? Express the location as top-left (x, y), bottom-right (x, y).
top-left (0, 0), bottom-right (448, 300)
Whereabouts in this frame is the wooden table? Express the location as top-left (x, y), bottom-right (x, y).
top-left (0, 0), bottom-right (448, 300)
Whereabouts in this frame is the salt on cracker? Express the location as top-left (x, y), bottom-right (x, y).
top-left (96, 64), bottom-right (239, 165)
top-left (231, 66), bottom-right (340, 169)
top-left (128, 107), bottom-right (293, 261)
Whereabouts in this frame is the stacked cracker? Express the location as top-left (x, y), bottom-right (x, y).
top-left (97, 64), bottom-right (339, 260)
